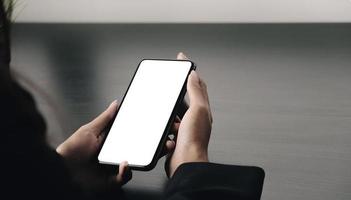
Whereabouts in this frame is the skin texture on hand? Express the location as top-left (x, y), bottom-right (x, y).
top-left (56, 101), bottom-right (132, 188)
top-left (56, 100), bottom-right (176, 189)
top-left (57, 101), bottom-right (117, 163)
top-left (166, 52), bottom-right (213, 177)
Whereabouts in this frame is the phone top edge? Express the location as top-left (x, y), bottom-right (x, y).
top-left (140, 58), bottom-right (193, 61)
top-left (139, 59), bottom-right (196, 70)
top-left (140, 59), bottom-right (196, 66)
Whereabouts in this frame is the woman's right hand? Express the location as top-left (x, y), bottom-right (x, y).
top-left (166, 53), bottom-right (213, 177)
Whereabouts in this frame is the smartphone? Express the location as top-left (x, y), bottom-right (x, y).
top-left (98, 59), bottom-right (196, 170)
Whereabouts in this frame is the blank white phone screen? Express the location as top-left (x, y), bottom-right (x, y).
top-left (98, 60), bottom-right (192, 167)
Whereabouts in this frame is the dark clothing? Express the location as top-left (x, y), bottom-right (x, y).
top-left (1, 2), bottom-right (264, 199)
top-left (165, 163), bottom-right (264, 200)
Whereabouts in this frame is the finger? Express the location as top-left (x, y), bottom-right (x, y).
top-left (175, 115), bottom-right (181, 123)
top-left (166, 139), bottom-right (176, 151)
top-left (177, 52), bottom-right (188, 60)
top-left (168, 120), bottom-right (180, 137)
top-left (169, 121), bottom-right (180, 139)
top-left (115, 161), bottom-right (132, 186)
top-left (87, 100), bottom-right (118, 134)
top-left (173, 122), bottom-right (180, 132)
top-left (160, 140), bottom-right (176, 157)
top-left (187, 71), bottom-right (208, 107)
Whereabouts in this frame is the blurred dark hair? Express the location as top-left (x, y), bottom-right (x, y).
top-left (1, 0), bottom-right (48, 145)
top-left (1, 0), bottom-right (67, 144)
top-left (0, 0), bottom-right (11, 68)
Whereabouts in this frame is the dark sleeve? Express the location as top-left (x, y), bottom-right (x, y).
top-left (1, 73), bottom-right (84, 198)
top-left (163, 162), bottom-right (265, 200)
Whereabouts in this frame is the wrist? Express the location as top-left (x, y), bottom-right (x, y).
top-left (169, 145), bottom-right (209, 177)
top-left (180, 145), bottom-right (208, 163)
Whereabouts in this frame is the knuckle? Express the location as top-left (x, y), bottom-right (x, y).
top-left (79, 124), bottom-right (89, 131)
top-left (79, 124), bottom-right (95, 136)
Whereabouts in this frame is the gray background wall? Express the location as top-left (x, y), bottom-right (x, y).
top-left (9, 1), bottom-right (351, 199)
top-left (11, 23), bottom-right (351, 200)
top-left (13, 0), bottom-right (351, 23)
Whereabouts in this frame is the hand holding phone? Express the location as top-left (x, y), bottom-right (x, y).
top-left (98, 59), bottom-right (196, 170)
top-left (56, 101), bottom-right (132, 188)
top-left (165, 70), bottom-right (212, 177)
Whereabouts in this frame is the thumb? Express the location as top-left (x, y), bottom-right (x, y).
top-left (177, 52), bottom-right (188, 60)
top-left (187, 71), bottom-right (207, 107)
top-left (87, 100), bottom-right (118, 134)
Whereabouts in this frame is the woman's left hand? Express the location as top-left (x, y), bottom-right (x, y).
top-left (56, 101), bottom-right (132, 190)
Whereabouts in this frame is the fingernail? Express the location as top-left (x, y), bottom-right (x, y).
top-left (109, 100), bottom-right (118, 107)
top-left (177, 52), bottom-right (188, 60)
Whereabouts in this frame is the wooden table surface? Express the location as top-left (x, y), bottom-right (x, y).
top-left (11, 24), bottom-right (351, 200)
